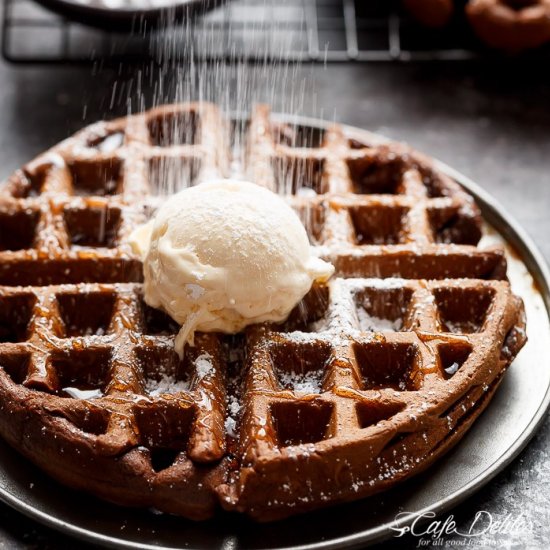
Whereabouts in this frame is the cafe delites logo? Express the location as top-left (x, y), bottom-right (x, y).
top-left (390, 510), bottom-right (533, 547)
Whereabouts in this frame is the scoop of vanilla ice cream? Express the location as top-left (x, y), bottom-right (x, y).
top-left (129, 179), bottom-right (334, 357)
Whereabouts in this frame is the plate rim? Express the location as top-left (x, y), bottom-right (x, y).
top-left (0, 113), bottom-right (548, 550)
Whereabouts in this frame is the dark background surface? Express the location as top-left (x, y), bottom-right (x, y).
top-left (0, 19), bottom-right (549, 550)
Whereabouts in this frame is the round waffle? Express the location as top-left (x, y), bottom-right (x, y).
top-left (0, 103), bottom-right (526, 521)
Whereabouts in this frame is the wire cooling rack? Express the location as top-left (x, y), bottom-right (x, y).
top-left (0, 0), bottom-right (522, 65)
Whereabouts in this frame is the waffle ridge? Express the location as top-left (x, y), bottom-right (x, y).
top-left (0, 103), bottom-right (526, 521)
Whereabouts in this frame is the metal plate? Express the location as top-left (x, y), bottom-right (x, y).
top-left (0, 116), bottom-right (548, 549)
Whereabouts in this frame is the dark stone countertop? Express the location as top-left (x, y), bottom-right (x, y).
top-left (0, 53), bottom-right (549, 549)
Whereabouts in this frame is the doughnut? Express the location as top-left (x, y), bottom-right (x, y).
top-left (402, 0), bottom-right (455, 28)
top-left (466, 0), bottom-right (550, 51)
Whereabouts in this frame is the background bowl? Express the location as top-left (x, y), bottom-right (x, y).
top-left (33, 0), bottom-right (221, 31)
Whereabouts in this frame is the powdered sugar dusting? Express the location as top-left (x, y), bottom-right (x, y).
top-left (195, 352), bottom-right (214, 379)
top-left (357, 308), bottom-right (402, 332)
top-left (225, 391), bottom-right (242, 438)
top-left (444, 361), bottom-right (460, 376)
top-left (96, 132), bottom-right (124, 152)
top-left (347, 278), bottom-right (407, 291)
top-left (63, 387), bottom-right (103, 400)
top-left (278, 370), bottom-right (323, 393)
top-left (145, 374), bottom-right (190, 396)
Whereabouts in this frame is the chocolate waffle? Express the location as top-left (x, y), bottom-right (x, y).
top-left (0, 103), bottom-right (526, 521)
